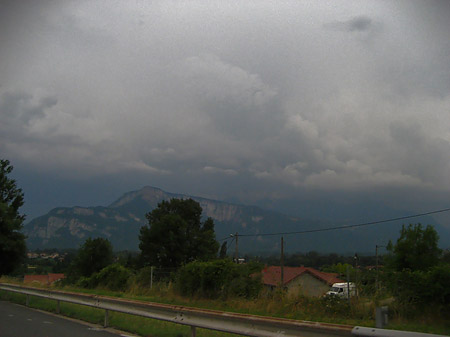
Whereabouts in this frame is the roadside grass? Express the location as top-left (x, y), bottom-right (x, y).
top-left (387, 321), bottom-right (450, 336)
top-left (0, 289), bottom-right (242, 337)
top-left (1, 277), bottom-right (449, 336)
top-left (58, 284), bottom-right (375, 326)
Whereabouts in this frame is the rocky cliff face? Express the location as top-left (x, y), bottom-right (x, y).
top-left (109, 186), bottom-right (243, 222)
top-left (24, 186), bottom-right (450, 253)
top-left (24, 186), bottom-right (258, 250)
top-left (25, 205), bottom-right (144, 250)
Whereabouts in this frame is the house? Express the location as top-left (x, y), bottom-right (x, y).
top-left (261, 266), bottom-right (344, 297)
top-left (24, 273), bottom-right (65, 285)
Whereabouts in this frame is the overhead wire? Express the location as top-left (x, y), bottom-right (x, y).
top-left (219, 207), bottom-right (450, 239)
top-left (218, 235), bottom-right (233, 242)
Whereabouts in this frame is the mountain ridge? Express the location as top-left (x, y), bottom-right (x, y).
top-left (24, 186), bottom-right (450, 253)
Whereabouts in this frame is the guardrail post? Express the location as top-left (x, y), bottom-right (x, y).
top-left (56, 300), bottom-right (60, 314)
top-left (26, 294), bottom-right (30, 307)
top-left (150, 266), bottom-right (154, 289)
top-left (104, 309), bottom-right (109, 328)
top-left (375, 306), bottom-right (388, 328)
top-left (191, 326), bottom-right (196, 337)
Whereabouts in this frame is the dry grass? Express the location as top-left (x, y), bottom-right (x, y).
top-left (1, 276), bottom-right (449, 336)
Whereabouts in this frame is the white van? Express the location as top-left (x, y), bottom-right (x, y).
top-left (326, 282), bottom-right (356, 298)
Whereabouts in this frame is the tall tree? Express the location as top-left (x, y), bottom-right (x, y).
top-left (386, 223), bottom-right (441, 272)
top-left (72, 237), bottom-right (113, 277)
top-left (0, 159), bottom-right (27, 276)
top-left (139, 198), bottom-right (219, 268)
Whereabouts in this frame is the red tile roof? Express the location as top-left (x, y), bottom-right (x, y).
top-left (48, 273), bottom-right (65, 283)
top-left (261, 266), bottom-right (343, 287)
top-left (24, 273), bottom-right (65, 285)
top-left (24, 275), bottom-right (49, 284)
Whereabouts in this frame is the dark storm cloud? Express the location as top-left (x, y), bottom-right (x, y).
top-left (2, 0), bottom-right (450, 221)
top-left (0, 90), bottom-right (57, 129)
top-left (346, 16), bottom-right (373, 32)
top-left (388, 121), bottom-right (450, 185)
top-left (324, 16), bottom-right (374, 32)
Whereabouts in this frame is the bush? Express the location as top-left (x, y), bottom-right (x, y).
top-left (176, 259), bottom-right (262, 299)
top-left (134, 266), bottom-right (155, 287)
top-left (75, 276), bottom-right (97, 289)
top-left (386, 264), bottom-right (450, 316)
top-left (320, 295), bottom-right (351, 317)
top-left (75, 264), bottom-right (132, 291)
top-left (95, 264), bottom-right (132, 291)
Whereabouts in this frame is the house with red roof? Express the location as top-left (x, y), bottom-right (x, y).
top-left (261, 266), bottom-right (344, 297)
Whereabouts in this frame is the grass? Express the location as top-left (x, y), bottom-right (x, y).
top-left (1, 276), bottom-right (449, 336)
top-left (0, 284), bottom-right (243, 337)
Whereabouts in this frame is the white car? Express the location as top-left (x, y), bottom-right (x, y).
top-left (326, 282), bottom-right (356, 298)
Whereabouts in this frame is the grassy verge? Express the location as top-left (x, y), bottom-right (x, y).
top-left (1, 277), bottom-right (449, 336)
top-left (0, 290), bottom-right (243, 337)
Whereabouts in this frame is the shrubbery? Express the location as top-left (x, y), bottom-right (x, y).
top-left (76, 264), bottom-right (132, 291)
top-left (134, 266), bottom-right (155, 287)
top-left (382, 224), bottom-right (450, 318)
top-left (386, 264), bottom-right (450, 314)
top-left (176, 259), bottom-right (262, 299)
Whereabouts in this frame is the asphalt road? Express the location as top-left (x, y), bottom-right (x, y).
top-left (0, 300), bottom-right (134, 337)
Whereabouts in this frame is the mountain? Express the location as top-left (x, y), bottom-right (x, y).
top-left (24, 186), bottom-right (450, 253)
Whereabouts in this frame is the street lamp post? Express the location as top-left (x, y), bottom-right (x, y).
top-left (230, 233), bottom-right (239, 263)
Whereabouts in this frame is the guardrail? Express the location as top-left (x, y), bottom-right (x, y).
top-left (0, 283), bottom-right (352, 337)
top-left (352, 327), bottom-right (446, 337)
top-left (1, 284), bottom-right (446, 337)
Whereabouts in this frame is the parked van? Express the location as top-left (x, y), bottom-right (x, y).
top-left (326, 282), bottom-right (356, 298)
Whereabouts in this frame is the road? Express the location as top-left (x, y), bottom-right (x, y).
top-left (0, 300), bottom-right (134, 337)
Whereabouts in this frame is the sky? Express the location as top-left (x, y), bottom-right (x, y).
top-left (2, 0), bottom-right (450, 226)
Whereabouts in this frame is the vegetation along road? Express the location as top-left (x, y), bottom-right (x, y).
top-left (0, 300), bottom-right (133, 337)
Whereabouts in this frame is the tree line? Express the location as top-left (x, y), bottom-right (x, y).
top-left (1, 158), bottom-right (449, 315)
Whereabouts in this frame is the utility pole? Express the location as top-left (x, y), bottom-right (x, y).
top-left (354, 253), bottom-right (358, 298)
top-left (346, 264), bottom-right (350, 305)
top-left (376, 245), bottom-right (385, 294)
top-left (234, 232), bottom-right (239, 263)
top-left (281, 237), bottom-right (284, 288)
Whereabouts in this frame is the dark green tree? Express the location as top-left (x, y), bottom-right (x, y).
top-left (0, 159), bottom-right (27, 276)
top-left (139, 198), bottom-right (219, 268)
top-left (72, 237), bottom-right (113, 278)
top-left (386, 223), bottom-right (441, 272)
top-left (176, 259), bottom-right (263, 299)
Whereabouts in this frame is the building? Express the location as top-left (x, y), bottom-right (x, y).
top-left (24, 273), bottom-right (65, 285)
top-left (261, 266), bottom-right (344, 297)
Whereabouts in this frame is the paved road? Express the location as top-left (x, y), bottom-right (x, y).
top-left (0, 300), bottom-right (134, 337)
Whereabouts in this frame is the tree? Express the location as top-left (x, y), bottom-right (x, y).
top-left (386, 223), bottom-right (441, 272)
top-left (384, 224), bottom-right (449, 315)
top-left (71, 237), bottom-right (113, 278)
top-left (176, 259), bottom-right (263, 299)
top-left (0, 159), bottom-right (27, 276)
top-left (139, 198), bottom-right (219, 268)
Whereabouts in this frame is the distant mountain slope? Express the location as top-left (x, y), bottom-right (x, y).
top-left (24, 186), bottom-right (450, 253)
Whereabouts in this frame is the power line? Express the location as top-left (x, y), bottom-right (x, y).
top-left (233, 207), bottom-right (450, 238)
top-left (219, 235), bottom-right (233, 242)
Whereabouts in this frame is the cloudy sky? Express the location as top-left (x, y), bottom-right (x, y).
top-left (2, 0), bottom-right (450, 224)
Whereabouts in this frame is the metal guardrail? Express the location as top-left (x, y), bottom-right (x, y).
top-left (1, 284), bottom-right (446, 337)
top-left (352, 327), bottom-right (446, 337)
top-left (0, 283), bottom-right (352, 337)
